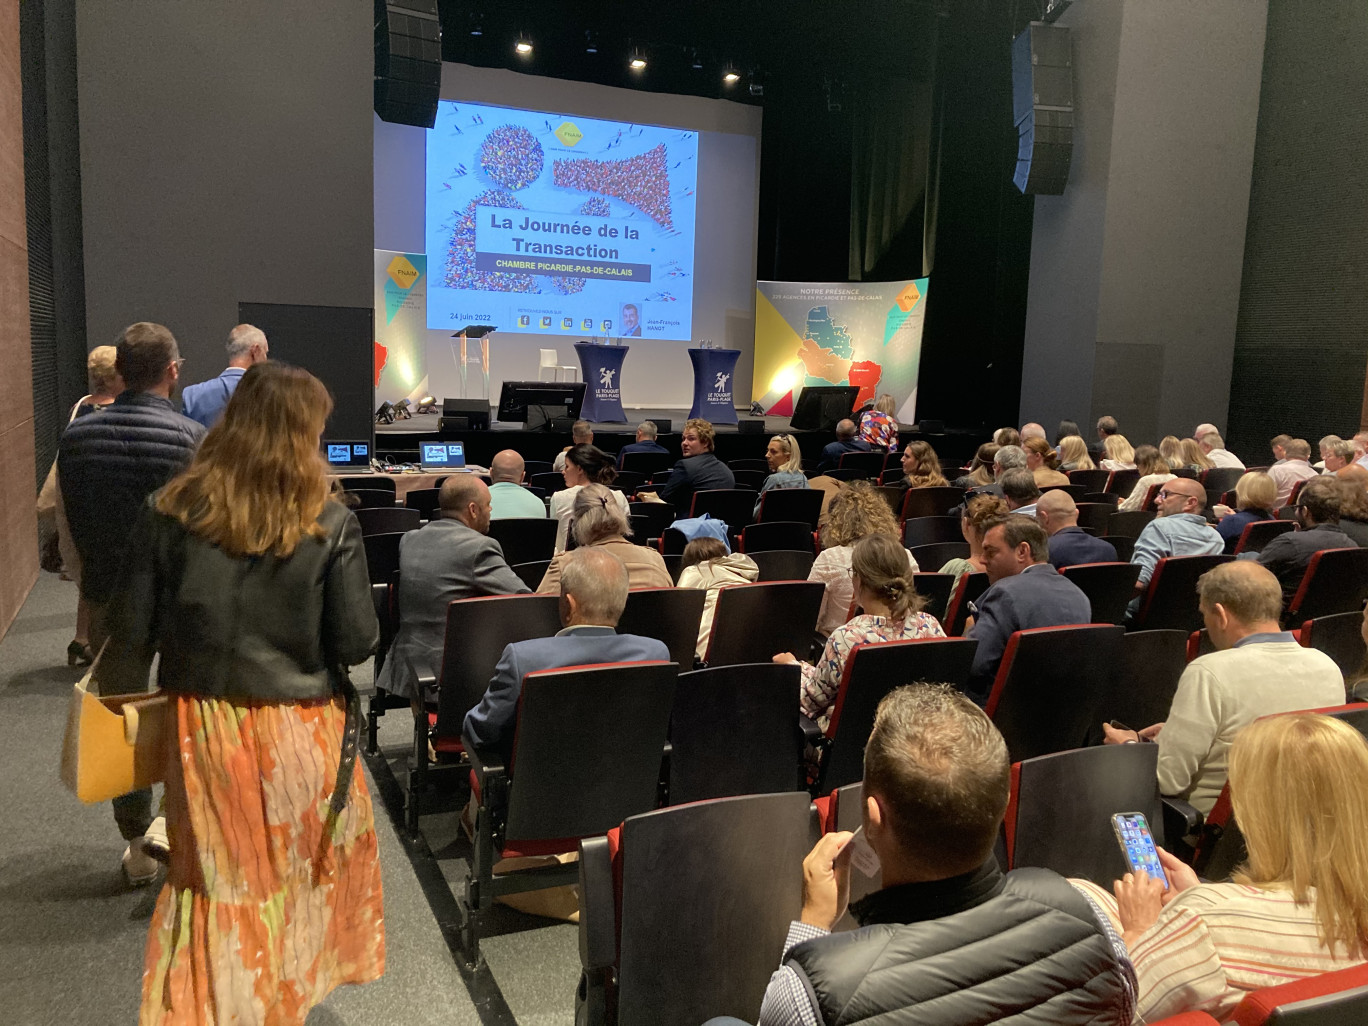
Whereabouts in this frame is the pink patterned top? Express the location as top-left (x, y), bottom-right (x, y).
top-left (859, 410), bottom-right (898, 452)
top-left (799, 611), bottom-right (946, 731)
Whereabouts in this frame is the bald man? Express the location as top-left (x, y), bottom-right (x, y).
top-left (1036, 490), bottom-right (1117, 568)
top-left (1020, 422), bottom-right (1046, 442)
top-left (488, 449), bottom-right (546, 519)
top-left (1103, 561), bottom-right (1343, 815)
top-left (1127, 477), bottom-right (1223, 613)
top-left (817, 418), bottom-right (872, 473)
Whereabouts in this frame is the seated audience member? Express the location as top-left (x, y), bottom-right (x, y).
top-left (809, 481), bottom-right (917, 636)
top-left (999, 468), bottom-right (1041, 516)
top-left (1091, 415), bottom-right (1119, 459)
top-left (754, 433), bottom-right (808, 516)
top-left (1355, 431), bottom-right (1368, 470)
top-left (1246, 476), bottom-right (1356, 600)
top-left (1269, 433), bottom-right (1291, 463)
top-left (1318, 433), bottom-right (1343, 472)
top-left (1117, 445), bottom-right (1177, 511)
top-left (1337, 463), bottom-right (1368, 488)
top-left (898, 440), bottom-right (950, 488)
top-left (1054, 418), bottom-right (1081, 446)
top-left (487, 449), bottom-right (546, 519)
top-left (1103, 561), bottom-right (1343, 814)
top-left (1192, 421), bottom-right (1220, 442)
top-left (939, 493), bottom-right (1009, 584)
top-left (1057, 434), bottom-right (1094, 473)
top-left (1322, 436), bottom-right (1356, 475)
top-left (180, 323), bottom-right (269, 428)
top-left (952, 443), bottom-right (999, 489)
top-left (375, 476), bottom-right (530, 702)
top-left (857, 393), bottom-right (899, 451)
top-left (1037, 490), bottom-right (1118, 568)
top-left (537, 483), bottom-right (671, 594)
top-left (1020, 421), bottom-right (1047, 442)
top-left (550, 443), bottom-right (630, 553)
top-left (1198, 431), bottom-right (1245, 470)
top-left (552, 419), bottom-right (593, 473)
top-left (616, 419), bottom-right (668, 468)
top-left (1100, 434), bottom-right (1136, 472)
top-left (463, 547), bottom-right (670, 760)
top-left (651, 418), bottom-right (735, 513)
top-left (1159, 435), bottom-right (1185, 470)
top-left (965, 515), bottom-right (1091, 703)
top-left (1266, 436), bottom-right (1318, 506)
top-left (755, 684), bottom-right (1135, 1026)
top-left (1128, 477), bottom-right (1223, 612)
top-left (1212, 471), bottom-right (1277, 553)
top-left (776, 534), bottom-right (944, 731)
top-left (992, 426), bottom-right (1021, 448)
top-left (965, 444), bottom-right (1027, 501)
top-left (817, 418), bottom-right (872, 473)
top-left (1180, 437), bottom-right (1214, 473)
top-left (1333, 476), bottom-right (1368, 547)
top-left (1023, 437), bottom-right (1070, 487)
top-left (1084, 714), bottom-right (1368, 1022)
top-left (677, 537), bottom-right (759, 661)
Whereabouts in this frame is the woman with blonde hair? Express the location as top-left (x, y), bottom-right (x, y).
top-left (1181, 436), bottom-right (1214, 472)
top-left (776, 532), bottom-right (944, 729)
top-left (1058, 434), bottom-right (1094, 473)
top-left (808, 481), bottom-right (918, 636)
top-left (1211, 471), bottom-right (1278, 552)
top-left (1118, 445), bottom-right (1177, 511)
top-left (101, 362), bottom-right (385, 1024)
top-left (1100, 434), bottom-right (1136, 472)
top-left (538, 483), bottom-right (671, 593)
top-left (954, 442), bottom-right (1000, 489)
top-left (1159, 435), bottom-right (1185, 471)
top-left (754, 433), bottom-right (809, 516)
top-left (898, 439), bottom-right (950, 489)
top-left (858, 393), bottom-right (900, 451)
top-left (938, 493), bottom-right (1009, 584)
top-left (1082, 713), bottom-right (1368, 1022)
top-left (1023, 437), bottom-right (1070, 487)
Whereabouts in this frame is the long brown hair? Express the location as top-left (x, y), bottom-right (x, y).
top-left (157, 362), bottom-right (334, 557)
top-left (902, 440), bottom-right (949, 488)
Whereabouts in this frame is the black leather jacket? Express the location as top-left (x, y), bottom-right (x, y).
top-left (101, 497), bottom-right (378, 700)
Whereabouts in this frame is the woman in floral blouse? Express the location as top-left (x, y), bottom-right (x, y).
top-left (776, 532), bottom-right (945, 731)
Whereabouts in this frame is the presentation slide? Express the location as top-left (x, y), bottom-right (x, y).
top-left (425, 100), bottom-right (698, 341)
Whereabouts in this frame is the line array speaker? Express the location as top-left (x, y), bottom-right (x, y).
top-left (1011, 23), bottom-right (1073, 195)
top-left (374, 0), bottom-right (441, 129)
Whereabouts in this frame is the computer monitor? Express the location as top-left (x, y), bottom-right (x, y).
top-left (789, 386), bottom-right (862, 432)
top-left (419, 441), bottom-right (467, 471)
top-left (322, 439), bottom-right (372, 471)
top-left (496, 380), bottom-right (587, 424)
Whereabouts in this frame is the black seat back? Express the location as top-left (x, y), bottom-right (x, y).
top-left (1133, 555), bottom-right (1234, 631)
top-left (1235, 518), bottom-right (1295, 554)
top-left (1299, 611), bottom-right (1367, 680)
top-left (1061, 562), bottom-right (1143, 625)
top-left (912, 572), bottom-right (956, 624)
top-left (756, 487), bottom-right (824, 529)
top-left (1286, 547), bottom-right (1368, 623)
top-left (1107, 535), bottom-right (1136, 562)
top-left (706, 582), bottom-right (825, 666)
top-left (986, 625), bottom-right (1124, 762)
top-left (838, 451), bottom-right (886, 477)
top-left (616, 587), bottom-right (706, 668)
top-left (346, 488), bottom-right (398, 509)
top-left (628, 501), bottom-right (677, 538)
top-left (338, 475), bottom-right (394, 492)
top-left (403, 487), bottom-right (442, 519)
top-left (354, 506), bottom-right (421, 536)
top-left (530, 471), bottom-right (564, 492)
top-left (945, 572), bottom-right (990, 636)
top-left (486, 517), bottom-right (558, 566)
top-left (1074, 502), bottom-right (1114, 535)
top-left (1105, 469), bottom-right (1140, 496)
top-left (902, 515), bottom-right (963, 547)
top-left (1067, 469), bottom-right (1111, 492)
top-left (669, 663), bottom-right (803, 804)
top-left (690, 489), bottom-right (759, 530)
top-left (899, 487), bottom-right (965, 521)
top-left (361, 531), bottom-right (405, 583)
top-left (908, 541), bottom-right (970, 570)
top-left (751, 549), bottom-right (816, 582)
top-left (741, 521), bottom-right (815, 553)
top-left (1040, 483), bottom-right (1087, 501)
top-left (1105, 509), bottom-right (1156, 538)
top-left (620, 451), bottom-right (674, 476)
top-left (510, 560), bottom-right (550, 590)
top-left (1106, 629), bottom-right (1188, 735)
top-left (506, 662), bottom-right (678, 843)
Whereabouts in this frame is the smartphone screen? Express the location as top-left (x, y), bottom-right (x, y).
top-left (1111, 812), bottom-right (1169, 889)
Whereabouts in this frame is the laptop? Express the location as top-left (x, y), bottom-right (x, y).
top-left (419, 441), bottom-right (468, 472)
top-left (323, 440), bottom-right (373, 473)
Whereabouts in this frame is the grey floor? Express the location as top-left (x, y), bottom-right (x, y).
top-left (0, 574), bottom-right (578, 1026)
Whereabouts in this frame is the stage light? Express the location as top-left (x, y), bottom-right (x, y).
top-left (393, 398), bottom-right (413, 420)
top-left (374, 401), bottom-right (395, 425)
top-left (584, 30), bottom-right (598, 54)
top-left (416, 396), bottom-right (437, 413)
top-left (515, 35), bottom-right (533, 56)
top-left (629, 47), bottom-right (647, 71)
top-left (722, 65), bottom-right (740, 85)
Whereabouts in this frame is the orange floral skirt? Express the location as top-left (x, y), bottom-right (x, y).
top-left (140, 694), bottom-right (385, 1026)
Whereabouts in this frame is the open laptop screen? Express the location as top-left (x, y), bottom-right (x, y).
top-left (420, 441), bottom-right (466, 471)
top-left (323, 440), bottom-right (371, 470)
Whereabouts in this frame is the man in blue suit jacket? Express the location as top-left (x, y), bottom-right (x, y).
top-left (463, 546), bottom-right (671, 759)
top-left (1037, 490), bottom-right (1117, 569)
top-left (965, 515), bottom-right (1092, 704)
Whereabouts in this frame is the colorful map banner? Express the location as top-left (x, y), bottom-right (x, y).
top-left (373, 250), bottom-right (428, 403)
top-left (751, 279), bottom-right (928, 423)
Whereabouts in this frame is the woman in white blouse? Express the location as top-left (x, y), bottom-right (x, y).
top-left (549, 443), bottom-right (630, 553)
top-left (1099, 434), bottom-right (1137, 472)
top-left (808, 481), bottom-right (918, 636)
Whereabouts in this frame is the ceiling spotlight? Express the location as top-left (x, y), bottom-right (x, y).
top-left (584, 30), bottom-right (599, 54)
top-left (629, 47), bottom-right (647, 71)
top-left (722, 65), bottom-right (740, 85)
top-left (515, 35), bottom-right (533, 56)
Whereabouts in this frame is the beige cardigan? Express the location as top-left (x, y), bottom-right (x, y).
top-left (536, 536), bottom-right (673, 594)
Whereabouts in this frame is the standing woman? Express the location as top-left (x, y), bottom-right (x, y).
top-left (102, 363), bottom-right (383, 1025)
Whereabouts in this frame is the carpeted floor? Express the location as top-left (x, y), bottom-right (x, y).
top-left (0, 573), bottom-right (578, 1026)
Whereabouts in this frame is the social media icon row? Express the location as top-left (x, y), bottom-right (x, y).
top-left (518, 314), bottom-right (614, 331)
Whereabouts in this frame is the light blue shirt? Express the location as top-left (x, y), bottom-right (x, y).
top-left (181, 366), bottom-right (245, 428)
top-left (488, 480), bottom-right (547, 519)
top-left (1130, 512), bottom-right (1224, 589)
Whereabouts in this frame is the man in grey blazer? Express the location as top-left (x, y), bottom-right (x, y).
top-left (376, 475), bottom-right (529, 701)
top-left (463, 547), bottom-right (671, 761)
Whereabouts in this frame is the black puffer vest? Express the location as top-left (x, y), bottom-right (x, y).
top-left (786, 862), bottom-right (1129, 1026)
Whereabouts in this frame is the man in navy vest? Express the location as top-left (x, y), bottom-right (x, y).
top-left (181, 324), bottom-right (268, 427)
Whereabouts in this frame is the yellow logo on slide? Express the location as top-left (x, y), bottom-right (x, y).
top-left (895, 281), bottom-right (921, 312)
top-left (387, 256), bottom-right (419, 289)
top-left (554, 121), bottom-right (584, 147)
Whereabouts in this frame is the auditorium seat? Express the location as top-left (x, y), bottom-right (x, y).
top-left (403, 486), bottom-right (441, 520)
top-left (908, 540), bottom-right (970, 571)
top-left (1288, 479), bottom-right (1310, 505)
top-left (345, 488), bottom-right (399, 510)
top-left (1105, 469), bottom-right (1140, 497)
top-left (1131, 555), bottom-right (1233, 632)
top-left (1004, 743), bottom-right (1161, 886)
top-left (809, 638), bottom-right (979, 792)
top-left (813, 783), bottom-right (880, 929)
top-left (705, 582), bottom-right (824, 666)
top-left (666, 663), bottom-right (803, 805)
top-left (1105, 629), bottom-right (1188, 737)
top-left (1106, 508), bottom-right (1156, 538)
top-left (1187, 627), bottom-right (1217, 661)
top-left (820, 468), bottom-right (867, 482)
top-left (726, 459), bottom-right (769, 474)
top-left (365, 573), bottom-right (404, 755)
top-left (689, 489), bottom-right (757, 530)
top-left (523, 460), bottom-right (553, 478)
top-left (750, 549), bottom-right (815, 582)
top-left (730, 469), bottom-right (766, 490)
top-left (1298, 610), bottom-right (1367, 680)
top-left (612, 469), bottom-right (645, 494)
top-left (1040, 483), bottom-right (1086, 501)
top-left (755, 487), bottom-right (822, 528)
top-left (1083, 491), bottom-right (1120, 507)
top-left (353, 506), bottom-right (420, 536)
top-left (740, 521), bottom-right (815, 554)
top-left (577, 792), bottom-right (817, 1026)
top-left (657, 527), bottom-right (688, 555)
top-left (651, 469), bottom-right (674, 486)
top-left (510, 560), bottom-right (549, 590)
top-left (530, 471), bottom-right (564, 492)
top-left (619, 451), bottom-right (672, 477)
top-left (1284, 547), bottom-right (1368, 624)
top-left (1061, 562), bottom-right (1143, 626)
top-left (1074, 502), bottom-right (1115, 535)
top-left (1107, 535), bottom-right (1136, 562)
top-left (912, 571), bottom-right (956, 624)
top-left (899, 486), bottom-right (964, 521)
top-left (902, 515), bottom-right (963, 548)
top-left (663, 554), bottom-right (683, 582)
top-left (338, 475), bottom-right (394, 492)
top-left (1148, 1014), bottom-right (1221, 1026)
top-left (1203, 466), bottom-right (1245, 508)
top-left (461, 661), bottom-right (678, 961)
top-left (487, 517), bottom-right (558, 566)
top-left (628, 500), bottom-right (676, 539)
top-left (616, 587), bottom-right (705, 668)
top-left (985, 624), bottom-right (1125, 763)
top-left (838, 451), bottom-right (886, 478)
top-left (1234, 519), bottom-right (1295, 554)
top-left (874, 484), bottom-right (905, 513)
top-left (944, 571), bottom-right (989, 636)
top-left (361, 531), bottom-right (405, 583)
top-left (1067, 469), bottom-right (1111, 492)
top-left (1230, 963), bottom-right (1368, 1026)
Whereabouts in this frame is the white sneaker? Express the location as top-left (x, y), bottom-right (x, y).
top-left (122, 840), bottom-right (160, 887)
top-left (143, 816), bottom-right (170, 864)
